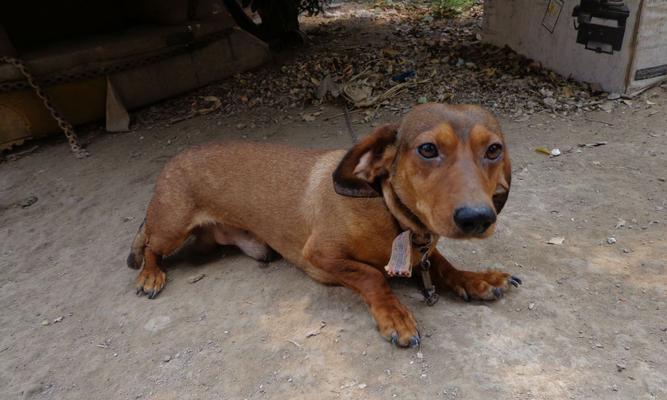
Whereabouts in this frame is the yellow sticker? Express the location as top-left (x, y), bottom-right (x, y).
top-left (384, 231), bottom-right (413, 277)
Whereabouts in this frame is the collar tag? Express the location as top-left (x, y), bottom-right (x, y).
top-left (384, 230), bottom-right (413, 277)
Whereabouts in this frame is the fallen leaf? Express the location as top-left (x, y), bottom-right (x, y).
top-left (343, 83), bottom-right (373, 106)
top-left (562, 86), bottom-right (574, 97)
top-left (535, 147), bottom-right (551, 155)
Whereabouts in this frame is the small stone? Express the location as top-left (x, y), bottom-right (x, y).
top-left (595, 343), bottom-right (604, 348)
top-left (236, 123), bottom-right (247, 129)
top-left (53, 316), bottom-right (63, 323)
top-left (528, 302), bottom-right (535, 310)
top-left (607, 237), bottom-right (617, 245)
top-left (611, 384), bottom-right (619, 392)
top-left (162, 355), bottom-right (171, 363)
top-left (358, 383), bottom-right (367, 389)
top-left (550, 148), bottom-right (561, 157)
top-left (187, 273), bottom-right (206, 284)
top-left (607, 92), bottom-right (621, 100)
top-left (547, 236), bottom-right (565, 245)
top-left (616, 362), bottom-right (626, 372)
top-left (41, 319), bottom-right (50, 326)
top-left (18, 196), bottom-right (38, 208)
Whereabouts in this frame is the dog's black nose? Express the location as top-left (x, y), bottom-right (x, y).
top-left (453, 206), bottom-right (497, 235)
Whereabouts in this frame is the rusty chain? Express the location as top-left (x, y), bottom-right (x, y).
top-left (1, 56), bottom-right (89, 158)
top-left (0, 28), bottom-right (235, 158)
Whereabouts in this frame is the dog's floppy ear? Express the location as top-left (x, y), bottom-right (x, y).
top-left (492, 151), bottom-right (511, 213)
top-left (332, 124), bottom-right (399, 197)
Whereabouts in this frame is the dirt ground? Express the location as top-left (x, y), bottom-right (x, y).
top-left (1, 4), bottom-right (667, 400)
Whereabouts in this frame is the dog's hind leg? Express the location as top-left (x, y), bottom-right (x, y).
top-left (135, 247), bottom-right (167, 299)
top-left (134, 202), bottom-right (195, 298)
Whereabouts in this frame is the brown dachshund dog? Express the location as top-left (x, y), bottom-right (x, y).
top-left (127, 103), bottom-right (521, 347)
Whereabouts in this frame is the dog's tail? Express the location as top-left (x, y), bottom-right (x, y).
top-left (127, 219), bottom-right (147, 269)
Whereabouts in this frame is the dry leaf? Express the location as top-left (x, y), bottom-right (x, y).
top-left (535, 147), bottom-right (551, 155)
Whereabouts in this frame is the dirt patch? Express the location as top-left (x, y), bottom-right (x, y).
top-left (1, 2), bottom-right (666, 400)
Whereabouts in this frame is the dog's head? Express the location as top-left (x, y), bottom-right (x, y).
top-left (333, 103), bottom-right (511, 239)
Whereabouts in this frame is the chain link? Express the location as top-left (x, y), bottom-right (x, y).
top-left (0, 28), bottom-right (235, 158)
top-left (1, 56), bottom-right (89, 158)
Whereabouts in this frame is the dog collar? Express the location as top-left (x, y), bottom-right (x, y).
top-left (380, 180), bottom-right (431, 242)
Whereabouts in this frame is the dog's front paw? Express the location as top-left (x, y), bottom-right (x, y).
top-left (372, 302), bottom-right (420, 348)
top-left (448, 270), bottom-right (521, 301)
top-left (135, 268), bottom-right (167, 299)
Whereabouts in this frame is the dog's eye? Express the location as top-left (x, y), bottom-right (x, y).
top-left (485, 143), bottom-right (503, 160)
top-left (417, 143), bottom-right (438, 159)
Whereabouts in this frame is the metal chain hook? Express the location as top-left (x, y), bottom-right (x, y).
top-left (415, 234), bottom-right (439, 306)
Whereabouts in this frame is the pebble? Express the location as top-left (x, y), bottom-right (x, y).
top-left (616, 362), bottom-right (626, 372)
top-left (607, 237), bottom-right (617, 244)
top-left (607, 92), bottom-right (621, 100)
top-left (547, 236), bottom-right (565, 245)
top-left (18, 196), bottom-right (38, 208)
top-left (358, 383), bottom-right (367, 389)
top-left (41, 319), bottom-right (50, 326)
top-left (528, 302), bottom-right (536, 310)
top-left (162, 355), bottom-right (171, 363)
